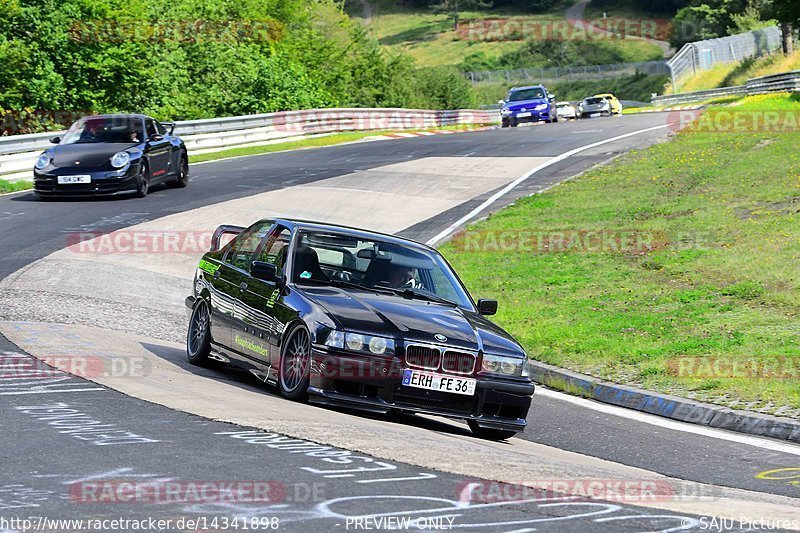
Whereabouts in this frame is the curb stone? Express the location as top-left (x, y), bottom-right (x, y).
top-left (528, 360), bottom-right (800, 444)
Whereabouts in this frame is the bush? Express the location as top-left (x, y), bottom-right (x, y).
top-left (0, 0), bottom-right (478, 128)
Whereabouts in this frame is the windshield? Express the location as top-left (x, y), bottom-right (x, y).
top-left (584, 97), bottom-right (605, 105)
top-left (293, 230), bottom-right (474, 309)
top-left (507, 88), bottom-right (545, 102)
top-left (61, 116), bottom-right (145, 145)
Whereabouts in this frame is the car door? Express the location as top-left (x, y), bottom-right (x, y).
top-left (234, 224), bottom-right (292, 374)
top-left (144, 117), bottom-right (170, 181)
top-left (213, 221), bottom-right (273, 368)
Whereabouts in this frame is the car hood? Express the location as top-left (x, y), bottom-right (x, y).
top-left (51, 142), bottom-right (138, 168)
top-left (302, 286), bottom-right (524, 357)
top-left (504, 99), bottom-right (549, 112)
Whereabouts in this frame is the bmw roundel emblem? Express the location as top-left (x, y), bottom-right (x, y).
top-left (434, 333), bottom-right (447, 343)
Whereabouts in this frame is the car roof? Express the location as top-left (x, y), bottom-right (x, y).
top-left (268, 218), bottom-right (435, 252)
top-left (510, 85), bottom-right (545, 91)
top-left (593, 93), bottom-right (616, 98)
top-left (81, 114), bottom-right (152, 121)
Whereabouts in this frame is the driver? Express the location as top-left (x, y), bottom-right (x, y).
top-left (387, 265), bottom-right (419, 289)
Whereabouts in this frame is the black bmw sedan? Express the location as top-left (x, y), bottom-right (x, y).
top-left (33, 114), bottom-right (188, 198)
top-left (185, 218), bottom-right (534, 440)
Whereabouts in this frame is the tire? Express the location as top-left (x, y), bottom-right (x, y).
top-left (135, 161), bottom-right (150, 198)
top-left (509, 119), bottom-right (518, 128)
top-left (468, 420), bottom-right (517, 441)
top-left (501, 118), bottom-right (509, 128)
top-left (186, 299), bottom-right (222, 368)
top-left (168, 153), bottom-right (189, 188)
top-left (279, 324), bottom-right (311, 401)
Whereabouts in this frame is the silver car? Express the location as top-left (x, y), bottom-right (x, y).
top-left (578, 97), bottom-right (612, 118)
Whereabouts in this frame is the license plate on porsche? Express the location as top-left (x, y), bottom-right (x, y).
top-left (402, 369), bottom-right (476, 396)
top-left (58, 175), bottom-right (91, 184)
top-left (516, 112), bottom-right (531, 118)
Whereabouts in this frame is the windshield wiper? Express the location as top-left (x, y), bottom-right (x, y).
top-left (383, 287), bottom-right (457, 307)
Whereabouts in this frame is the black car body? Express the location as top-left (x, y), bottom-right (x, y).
top-left (185, 219), bottom-right (534, 440)
top-left (33, 114), bottom-right (188, 197)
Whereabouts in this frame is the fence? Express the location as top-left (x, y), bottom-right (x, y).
top-left (651, 70), bottom-right (800, 106)
top-left (465, 60), bottom-right (670, 85)
top-left (0, 108), bottom-right (498, 180)
top-left (667, 27), bottom-right (783, 89)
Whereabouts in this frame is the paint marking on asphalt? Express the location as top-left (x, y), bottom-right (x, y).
top-left (425, 124), bottom-right (669, 246)
top-left (536, 387), bottom-right (800, 457)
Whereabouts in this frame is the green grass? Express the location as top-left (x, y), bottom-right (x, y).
top-left (441, 93), bottom-right (800, 411)
top-left (0, 179), bottom-right (33, 193)
top-left (352, 1), bottom-right (664, 68)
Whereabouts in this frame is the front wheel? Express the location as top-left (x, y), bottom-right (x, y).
top-left (187, 299), bottom-right (221, 368)
top-left (279, 324), bottom-right (311, 401)
top-left (468, 420), bottom-right (517, 441)
top-left (135, 162), bottom-right (150, 198)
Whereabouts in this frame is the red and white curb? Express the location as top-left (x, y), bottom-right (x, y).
top-left (360, 125), bottom-right (499, 142)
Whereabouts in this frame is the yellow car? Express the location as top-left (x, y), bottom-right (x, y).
top-left (593, 93), bottom-right (623, 115)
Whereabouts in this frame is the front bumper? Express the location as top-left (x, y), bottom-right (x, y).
top-left (33, 162), bottom-right (141, 197)
top-left (308, 347), bottom-right (534, 432)
top-left (503, 110), bottom-right (552, 123)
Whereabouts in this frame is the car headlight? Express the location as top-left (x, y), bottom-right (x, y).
top-left (324, 330), bottom-right (395, 356)
top-left (35, 153), bottom-right (51, 170)
top-left (534, 104), bottom-right (548, 111)
top-left (481, 354), bottom-right (526, 377)
top-left (110, 151), bottom-right (131, 169)
top-left (500, 108), bottom-right (513, 115)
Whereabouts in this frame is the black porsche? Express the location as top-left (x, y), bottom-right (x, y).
top-left (185, 218), bottom-right (534, 440)
top-left (33, 114), bottom-right (188, 198)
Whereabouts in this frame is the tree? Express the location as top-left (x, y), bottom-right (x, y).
top-left (670, 4), bottom-right (728, 49)
top-left (762, 0), bottom-right (800, 53)
top-left (431, 0), bottom-right (492, 32)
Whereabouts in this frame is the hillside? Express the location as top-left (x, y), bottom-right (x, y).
top-left (669, 50), bottom-right (800, 93)
top-left (346, 0), bottom-right (666, 70)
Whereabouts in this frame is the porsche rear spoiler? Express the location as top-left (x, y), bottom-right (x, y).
top-left (210, 225), bottom-right (245, 252)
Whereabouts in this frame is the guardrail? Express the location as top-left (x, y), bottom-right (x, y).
top-left (651, 70), bottom-right (800, 106)
top-left (0, 108), bottom-right (498, 180)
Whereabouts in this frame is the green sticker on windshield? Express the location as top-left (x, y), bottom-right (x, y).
top-left (300, 271), bottom-right (311, 279)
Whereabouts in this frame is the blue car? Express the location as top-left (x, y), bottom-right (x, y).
top-left (499, 85), bottom-right (558, 127)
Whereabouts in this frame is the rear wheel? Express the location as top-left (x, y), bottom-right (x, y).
top-left (135, 161), bottom-right (149, 198)
top-left (168, 153), bottom-right (189, 188)
top-left (187, 299), bottom-right (221, 368)
top-left (279, 324), bottom-right (311, 401)
top-left (468, 420), bottom-right (517, 441)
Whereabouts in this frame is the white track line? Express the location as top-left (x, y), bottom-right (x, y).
top-left (537, 387), bottom-right (800, 456)
top-left (425, 124), bottom-right (669, 246)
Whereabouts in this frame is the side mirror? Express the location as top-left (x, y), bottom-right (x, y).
top-left (162, 122), bottom-right (175, 134)
top-left (50, 136), bottom-right (61, 144)
top-left (498, 99), bottom-right (505, 105)
top-left (251, 261), bottom-right (284, 284)
top-left (477, 298), bottom-right (498, 316)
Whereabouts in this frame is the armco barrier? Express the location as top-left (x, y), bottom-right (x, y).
top-left (651, 69), bottom-right (800, 106)
top-left (0, 108), bottom-right (498, 180)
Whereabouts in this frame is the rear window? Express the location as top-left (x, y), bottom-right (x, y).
top-left (585, 98), bottom-right (604, 105)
